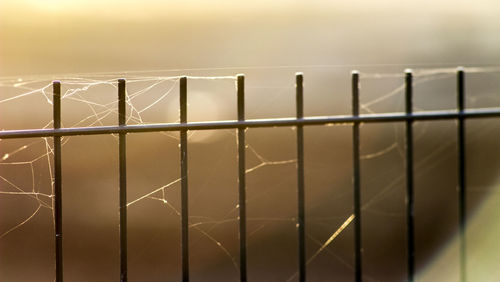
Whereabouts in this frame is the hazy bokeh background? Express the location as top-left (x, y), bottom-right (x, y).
top-left (1, 0), bottom-right (500, 281)
top-left (2, 0), bottom-right (500, 76)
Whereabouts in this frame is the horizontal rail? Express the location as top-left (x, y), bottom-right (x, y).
top-left (1, 108), bottom-right (500, 139)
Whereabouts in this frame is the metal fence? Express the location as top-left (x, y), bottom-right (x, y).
top-left (1, 68), bottom-right (499, 282)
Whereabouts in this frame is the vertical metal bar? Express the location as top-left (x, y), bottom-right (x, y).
top-left (296, 73), bottom-right (306, 282)
top-left (180, 76), bottom-right (189, 282)
top-left (53, 81), bottom-right (63, 282)
top-left (405, 70), bottom-right (415, 282)
top-left (351, 71), bottom-right (362, 282)
top-left (237, 74), bottom-right (247, 282)
top-left (457, 67), bottom-right (466, 282)
top-left (118, 79), bottom-right (128, 282)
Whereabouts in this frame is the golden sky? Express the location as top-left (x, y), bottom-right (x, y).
top-left (1, 0), bottom-right (499, 76)
top-left (2, 0), bottom-right (500, 20)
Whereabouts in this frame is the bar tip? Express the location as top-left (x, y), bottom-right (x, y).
top-left (404, 68), bottom-right (413, 74)
top-left (351, 70), bottom-right (359, 75)
top-left (236, 73), bottom-right (245, 78)
top-left (295, 72), bottom-right (304, 76)
top-left (457, 66), bottom-right (465, 72)
top-left (52, 80), bottom-right (61, 84)
top-left (118, 78), bottom-right (126, 83)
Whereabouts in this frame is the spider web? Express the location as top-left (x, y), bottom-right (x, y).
top-left (1, 65), bottom-right (500, 281)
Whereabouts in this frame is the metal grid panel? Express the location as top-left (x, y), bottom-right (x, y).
top-left (1, 68), bottom-right (494, 282)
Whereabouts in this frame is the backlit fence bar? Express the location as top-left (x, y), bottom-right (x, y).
top-left (53, 81), bottom-right (63, 282)
top-left (237, 74), bottom-right (247, 282)
top-left (296, 73), bottom-right (306, 282)
top-left (457, 68), bottom-right (466, 282)
top-left (2, 110), bottom-right (500, 140)
top-left (118, 78), bottom-right (128, 282)
top-left (405, 70), bottom-right (415, 282)
top-left (2, 68), bottom-right (495, 281)
top-left (351, 71), bottom-right (362, 282)
top-left (179, 76), bottom-right (189, 282)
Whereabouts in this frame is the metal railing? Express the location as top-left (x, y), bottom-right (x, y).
top-left (1, 68), bottom-right (498, 282)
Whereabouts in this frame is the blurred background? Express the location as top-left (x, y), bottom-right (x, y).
top-left (1, 0), bottom-right (500, 281)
